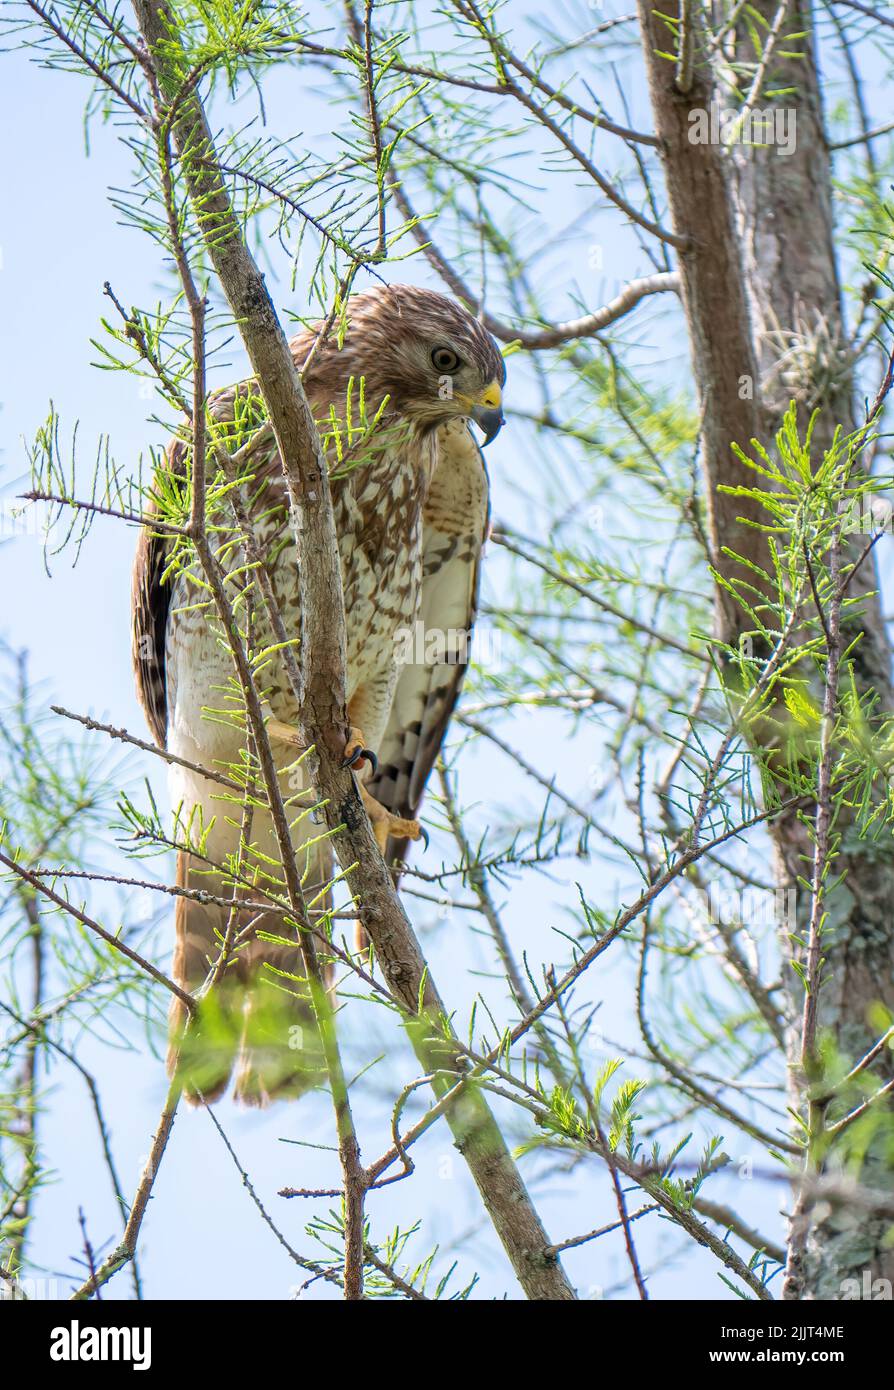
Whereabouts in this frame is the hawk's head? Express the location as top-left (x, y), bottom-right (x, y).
top-left (303, 284), bottom-right (506, 446)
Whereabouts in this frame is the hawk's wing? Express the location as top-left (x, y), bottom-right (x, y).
top-left (131, 377), bottom-right (264, 750)
top-left (134, 409), bottom-right (490, 839)
top-left (367, 420), bottom-right (490, 864)
top-left (131, 437), bottom-right (187, 750)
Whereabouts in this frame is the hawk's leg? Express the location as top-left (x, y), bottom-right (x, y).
top-left (342, 680), bottom-right (394, 777)
top-left (268, 700), bottom-right (427, 851)
top-left (266, 717), bottom-right (305, 750)
top-left (359, 784), bottom-right (430, 854)
top-left (342, 726), bottom-right (378, 775)
top-left (342, 687), bottom-right (429, 850)
top-left (266, 718), bottom-right (378, 773)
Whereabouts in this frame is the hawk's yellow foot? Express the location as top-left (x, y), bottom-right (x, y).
top-left (342, 725), bottom-right (378, 775)
top-left (266, 718), bottom-right (305, 750)
top-left (360, 784), bottom-right (430, 853)
top-left (268, 719), bottom-right (378, 776)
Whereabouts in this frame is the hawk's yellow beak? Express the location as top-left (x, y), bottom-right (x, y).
top-left (470, 381), bottom-right (504, 447)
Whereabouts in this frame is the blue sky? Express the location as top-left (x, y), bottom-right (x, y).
top-left (2, 0), bottom-right (886, 1301)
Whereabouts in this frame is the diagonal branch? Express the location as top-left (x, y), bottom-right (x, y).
top-left (132, 0), bottom-right (576, 1301)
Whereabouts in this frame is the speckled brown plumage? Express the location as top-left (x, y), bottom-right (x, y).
top-left (131, 284), bottom-right (503, 1104)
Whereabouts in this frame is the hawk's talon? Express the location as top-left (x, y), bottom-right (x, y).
top-left (342, 726), bottom-right (378, 775)
top-left (418, 824), bottom-right (430, 852)
top-left (360, 785), bottom-right (428, 854)
top-left (342, 745), bottom-right (378, 775)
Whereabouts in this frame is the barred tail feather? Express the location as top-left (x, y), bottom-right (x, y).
top-left (168, 849), bottom-right (332, 1106)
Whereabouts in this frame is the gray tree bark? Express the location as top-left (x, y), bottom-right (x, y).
top-left (729, 0), bottom-right (894, 1299)
top-left (638, 0), bottom-right (894, 1298)
top-left (132, 0), bottom-right (577, 1301)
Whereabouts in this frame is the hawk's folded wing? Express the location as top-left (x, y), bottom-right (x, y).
top-left (131, 380), bottom-right (249, 751)
top-left (367, 420), bottom-right (490, 865)
top-left (131, 442), bottom-right (184, 751)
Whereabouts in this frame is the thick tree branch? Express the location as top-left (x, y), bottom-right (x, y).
top-left (131, 0), bottom-right (575, 1301)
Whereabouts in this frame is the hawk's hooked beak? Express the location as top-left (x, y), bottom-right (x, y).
top-left (470, 381), bottom-right (505, 447)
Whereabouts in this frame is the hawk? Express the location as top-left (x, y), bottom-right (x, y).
top-left (132, 285), bottom-right (505, 1103)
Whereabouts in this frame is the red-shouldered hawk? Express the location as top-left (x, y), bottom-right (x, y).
top-left (132, 285), bottom-right (504, 1104)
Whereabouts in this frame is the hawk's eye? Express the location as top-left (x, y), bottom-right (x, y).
top-left (431, 346), bottom-right (461, 374)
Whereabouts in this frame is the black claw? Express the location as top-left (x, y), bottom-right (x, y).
top-left (342, 744), bottom-right (378, 775)
top-left (418, 824), bottom-right (430, 852)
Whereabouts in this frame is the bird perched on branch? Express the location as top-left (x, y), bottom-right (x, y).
top-left (131, 284), bottom-right (505, 1104)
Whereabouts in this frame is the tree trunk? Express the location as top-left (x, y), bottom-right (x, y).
top-left (638, 0), bottom-right (894, 1298)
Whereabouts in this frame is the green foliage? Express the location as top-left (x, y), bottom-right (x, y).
top-left (7, 0), bottom-right (894, 1306)
top-left (0, 649), bottom-right (158, 1279)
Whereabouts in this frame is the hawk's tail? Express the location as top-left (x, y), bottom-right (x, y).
top-left (168, 851), bottom-right (329, 1106)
